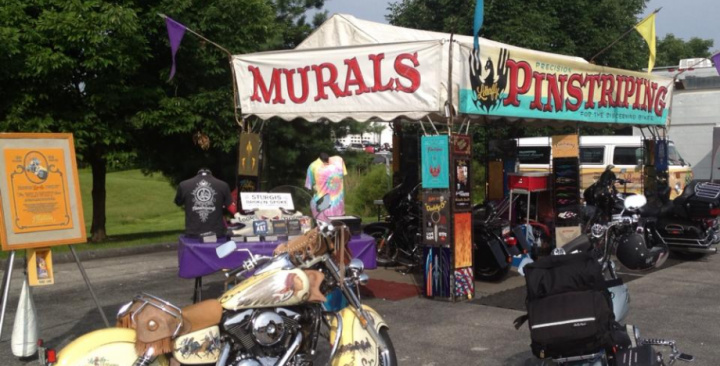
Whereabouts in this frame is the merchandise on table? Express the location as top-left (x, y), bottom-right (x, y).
top-left (174, 169), bottom-right (233, 238)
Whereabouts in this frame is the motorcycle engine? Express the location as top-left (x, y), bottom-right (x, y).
top-left (223, 308), bottom-right (303, 366)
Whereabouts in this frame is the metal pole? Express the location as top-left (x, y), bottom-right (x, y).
top-left (0, 251), bottom-right (16, 340)
top-left (69, 246), bottom-right (110, 327)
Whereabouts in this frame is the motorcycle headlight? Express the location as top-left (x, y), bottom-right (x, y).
top-left (591, 224), bottom-right (607, 238)
top-left (675, 182), bottom-right (682, 194)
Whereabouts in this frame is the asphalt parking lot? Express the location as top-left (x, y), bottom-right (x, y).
top-left (0, 249), bottom-right (718, 365)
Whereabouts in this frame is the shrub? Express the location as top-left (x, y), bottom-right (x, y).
top-left (345, 164), bottom-right (391, 218)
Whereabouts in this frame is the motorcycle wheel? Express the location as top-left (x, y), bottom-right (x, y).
top-left (379, 328), bottom-right (398, 366)
top-left (474, 242), bottom-right (511, 282)
top-left (368, 229), bottom-right (399, 267)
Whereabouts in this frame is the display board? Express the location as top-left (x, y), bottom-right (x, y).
top-left (0, 133), bottom-right (86, 250)
top-left (552, 135), bottom-right (581, 239)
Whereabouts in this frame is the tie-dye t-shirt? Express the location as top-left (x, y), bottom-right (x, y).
top-left (305, 156), bottom-right (347, 221)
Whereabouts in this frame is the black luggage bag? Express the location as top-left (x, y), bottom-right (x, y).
top-left (521, 252), bottom-right (615, 359)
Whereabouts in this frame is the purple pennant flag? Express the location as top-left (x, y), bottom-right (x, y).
top-left (712, 52), bottom-right (720, 76)
top-left (165, 17), bottom-right (187, 81)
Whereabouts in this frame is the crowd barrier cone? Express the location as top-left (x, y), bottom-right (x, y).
top-left (11, 277), bottom-right (38, 357)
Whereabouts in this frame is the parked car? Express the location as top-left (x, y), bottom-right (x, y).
top-left (364, 145), bottom-right (375, 154)
top-left (349, 143), bottom-right (364, 151)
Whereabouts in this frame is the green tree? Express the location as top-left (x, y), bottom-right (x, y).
top-left (132, 1), bottom-right (328, 188)
top-left (0, 0), bottom-right (149, 241)
top-left (387, 0), bottom-right (651, 70)
top-left (655, 34), bottom-right (714, 67)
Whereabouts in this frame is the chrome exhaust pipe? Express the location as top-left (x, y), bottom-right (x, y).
top-left (683, 247), bottom-right (717, 254)
top-left (275, 332), bottom-right (303, 366)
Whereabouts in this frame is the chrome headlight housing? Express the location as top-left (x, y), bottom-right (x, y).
top-left (591, 224), bottom-right (607, 238)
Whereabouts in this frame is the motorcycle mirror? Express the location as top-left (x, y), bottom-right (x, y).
top-left (216, 241), bottom-right (237, 259)
top-left (624, 194), bottom-right (647, 212)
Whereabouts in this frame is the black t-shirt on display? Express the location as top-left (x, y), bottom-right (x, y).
top-left (174, 172), bottom-right (232, 238)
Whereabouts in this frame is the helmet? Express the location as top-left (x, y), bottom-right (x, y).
top-left (615, 233), bottom-right (668, 271)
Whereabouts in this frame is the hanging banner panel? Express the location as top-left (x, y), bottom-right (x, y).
top-left (454, 158), bottom-right (471, 210)
top-left (238, 133), bottom-right (261, 177)
top-left (421, 135), bottom-right (450, 189)
top-left (453, 213), bottom-right (472, 268)
top-left (422, 191), bottom-right (450, 246)
top-left (459, 44), bottom-right (674, 126)
top-left (551, 134), bottom-right (580, 158)
top-left (234, 41), bottom-right (443, 122)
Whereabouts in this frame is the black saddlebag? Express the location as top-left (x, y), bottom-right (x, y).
top-left (673, 181), bottom-right (720, 219)
top-left (521, 252), bottom-right (615, 359)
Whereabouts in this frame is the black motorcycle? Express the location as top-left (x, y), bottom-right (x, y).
top-left (472, 202), bottom-right (531, 282)
top-left (641, 180), bottom-right (720, 259)
top-left (517, 171), bottom-right (695, 365)
top-left (363, 182), bottom-right (423, 269)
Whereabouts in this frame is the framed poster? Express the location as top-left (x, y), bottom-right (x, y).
top-left (454, 158), bottom-right (471, 210)
top-left (422, 191), bottom-right (450, 246)
top-left (0, 133), bottom-right (86, 250)
top-left (421, 135), bottom-right (449, 189)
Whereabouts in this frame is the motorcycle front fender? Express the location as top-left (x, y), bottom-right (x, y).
top-left (328, 305), bottom-right (388, 366)
top-left (56, 328), bottom-right (169, 366)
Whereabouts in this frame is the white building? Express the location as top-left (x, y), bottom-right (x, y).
top-left (644, 58), bottom-right (720, 180)
top-left (335, 122), bottom-right (393, 147)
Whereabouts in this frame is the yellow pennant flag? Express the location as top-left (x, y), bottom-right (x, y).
top-left (635, 13), bottom-right (657, 73)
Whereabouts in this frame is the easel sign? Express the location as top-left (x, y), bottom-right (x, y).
top-left (0, 133), bottom-right (86, 250)
top-left (0, 134), bottom-right (110, 339)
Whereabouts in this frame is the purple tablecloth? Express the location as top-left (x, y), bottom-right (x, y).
top-left (178, 234), bottom-right (377, 279)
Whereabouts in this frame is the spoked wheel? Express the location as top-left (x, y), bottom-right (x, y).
top-left (368, 229), bottom-right (398, 267)
top-left (378, 328), bottom-right (398, 366)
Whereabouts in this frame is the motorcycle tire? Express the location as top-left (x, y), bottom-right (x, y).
top-left (367, 228), bottom-right (399, 267)
top-left (379, 328), bottom-right (398, 366)
top-left (474, 241), bottom-right (511, 282)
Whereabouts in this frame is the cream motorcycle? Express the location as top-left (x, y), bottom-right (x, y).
top-left (48, 219), bottom-right (397, 366)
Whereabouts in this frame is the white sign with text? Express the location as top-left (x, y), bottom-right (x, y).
top-left (240, 192), bottom-right (295, 210)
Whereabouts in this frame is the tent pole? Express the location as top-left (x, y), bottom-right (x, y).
top-left (447, 34), bottom-right (454, 135)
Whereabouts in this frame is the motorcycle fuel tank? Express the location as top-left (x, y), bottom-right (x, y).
top-left (172, 326), bottom-right (221, 365)
top-left (219, 268), bottom-right (310, 310)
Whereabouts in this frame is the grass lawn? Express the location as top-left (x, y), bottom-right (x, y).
top-left (1, 169), bottom-right (184, 258)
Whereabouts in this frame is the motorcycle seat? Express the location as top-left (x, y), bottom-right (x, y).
top-left (640, 201), bottom-right (674, 218)
top-left (179, 299), bottom-right (223, 336)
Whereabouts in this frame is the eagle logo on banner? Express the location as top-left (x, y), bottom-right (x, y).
top-left (468, 48), bottom-right (509, 112)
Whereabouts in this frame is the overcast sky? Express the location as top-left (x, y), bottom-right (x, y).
top-left (321, 0), bottom-right (719, 57)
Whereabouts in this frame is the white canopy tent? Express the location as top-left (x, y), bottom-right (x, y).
top-left (233, 14), bottom-right (673, 127)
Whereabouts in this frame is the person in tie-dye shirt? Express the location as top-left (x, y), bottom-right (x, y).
top-left (305, 153), bottom-right (347, 221)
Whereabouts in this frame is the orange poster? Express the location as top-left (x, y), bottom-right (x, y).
top-left (454, 213), bottom-right (472, 268)
top-left (3, 149), bottom-right (73, 233)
